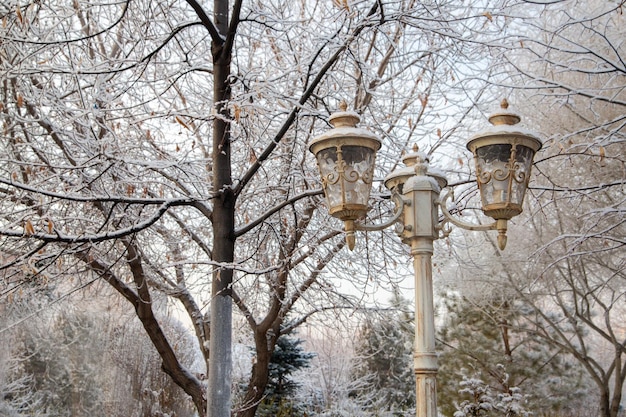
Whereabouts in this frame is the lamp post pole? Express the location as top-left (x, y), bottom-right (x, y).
top-left (400, 157), bottom-right (441, 417)
top-left (411, 237), bottom-right (438, 417)
top-left (412, 235), bottom-right (438, 417)
top-left (309, 100), bottom-right (542, 417)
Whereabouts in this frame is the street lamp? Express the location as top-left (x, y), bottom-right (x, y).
top-left (466, 98), bottom-right (543, 250)
top-left (309, 99), bottom-right (542, 417)
top-left (308, 101), bottom-right (382, 250)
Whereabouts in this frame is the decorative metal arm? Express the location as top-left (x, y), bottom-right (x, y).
top-left (354, 191), bottom-right (405, 232)
top-left (439, 189), bottom-right (509, 249)
top-left (343, 191), bottom-right (402, 250)
top-left (439, 189), bottom-right (497, 232)
top-left (339, 191), bottom-right (405, 250)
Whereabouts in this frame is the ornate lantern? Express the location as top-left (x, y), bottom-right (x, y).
top-left (309, 103), bottom-right (381, 250)
top-left (466, 99), bottom-right (543, 249)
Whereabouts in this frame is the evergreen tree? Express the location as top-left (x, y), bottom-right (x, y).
top-left (255, 336), bottom-right (314, 417)
top-left (5, 302), bottom-right (196, 417)
top-left (17, 311), bottom-right (106, 417)
top-left (350, 291), bottom-right (416, 415)
top-left (452, 373), bottom-right (531, 417)
top-left (437, 293), bottom-right (590, 417)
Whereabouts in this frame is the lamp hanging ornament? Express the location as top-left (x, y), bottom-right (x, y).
top-left (466, 99), bottom-right (543, 249)
top-left (309, 102), bottom-right (382, 250)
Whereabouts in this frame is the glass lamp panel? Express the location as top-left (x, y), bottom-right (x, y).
top-left (315, 147), bottom-right (342, 209)
top-left (341, 145), bottom-right (376, 207)
top-left (475, 142), bottom-right (537, 210)
top-left (314, 145), bottom-right (376, 218)
top-left (476, 143), bottom-right (512, 206)
top-left (511, 145), bottom-right (535, 204)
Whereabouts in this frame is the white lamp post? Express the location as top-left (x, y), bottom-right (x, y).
top-left (309, 99), bottom-right (542, 417)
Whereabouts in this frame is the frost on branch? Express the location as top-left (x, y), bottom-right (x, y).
top-left (453, 372), bottom-right (531, 417)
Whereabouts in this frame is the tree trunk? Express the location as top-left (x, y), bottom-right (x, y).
top-left (235, 329), bottom-right (278, 417)
top-left (81, 250), bottom-right (207, 414)
top-left (598, 379), bottom-right (624, 417)
top-left (207, 0), bottom-right (235, 416)
top-left (600, 389), bottom-right (611, 417)
top-left (609, 360), bottom-right (625, 417)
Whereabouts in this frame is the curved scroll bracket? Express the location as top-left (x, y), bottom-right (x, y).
top-left (342, 191), bottom-right (405, 250)
top-left (439, 189), bottom-right (509, 250)
top-left (354, 191), bottom-right (405, 232)
top-left (439, 189), bottom-right (496, 232)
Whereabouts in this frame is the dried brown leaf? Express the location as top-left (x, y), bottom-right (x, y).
top-left (175, 116), bottom-right (190, 130)
top-left (24, 220), bottom-right (35, 235)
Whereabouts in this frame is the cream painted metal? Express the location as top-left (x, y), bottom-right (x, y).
top-left (391, 155), bottom-right (440, 417)
top-left (310, 100), bottom-right (542, 417)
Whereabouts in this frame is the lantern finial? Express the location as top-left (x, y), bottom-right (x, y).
top-left (489, 99), bottom-right (520, 126)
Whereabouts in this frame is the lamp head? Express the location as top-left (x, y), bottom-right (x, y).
top-left (309, 102), bottom-right (381, 250)
top-left (467, 99), bottom-right (543, 249)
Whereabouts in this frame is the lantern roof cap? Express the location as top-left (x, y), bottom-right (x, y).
top-left (384, 144), bottom-right (447, 191)
top-left (467, 99), bottom-right (543, 152)
top-left (328, 100), bottom-right (361, 128)
top-left (309, 102), bottom-right (381, 153)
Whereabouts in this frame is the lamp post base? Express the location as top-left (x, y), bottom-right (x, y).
top-left (415, 373), bottom-right (438, 417)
